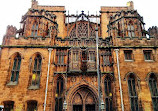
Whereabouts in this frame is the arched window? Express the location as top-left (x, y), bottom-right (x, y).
top-left (27, 100), bottom-right (37, 111)
top-left (55, 77), bottom-right (64, 111)
top-left (149, 73), bottom-right (158, 111)
top-left (31, 54), bottom-right (42, 87)
top-left (127, 21), bottom-right (135, 37)
top-left (104, 76), bottom-right (113, 111)
top-left (10, 54), bottom-right (21, 82)
top-left (31, 21), bottom-right (38, 37)
top-left (3, 101), bottom-right (14, 111)
top-left (128, 74), bottom-right (139, 111)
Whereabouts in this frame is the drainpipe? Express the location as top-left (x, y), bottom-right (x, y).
top-left (114, 49), bottom-right (124, 111)
top-left (95, 27), bottom-right (101, 111)
top-left (44, 48), bottom-right (53, 111)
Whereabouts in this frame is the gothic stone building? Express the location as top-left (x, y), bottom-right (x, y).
top-left (0, 0), bottom-right (158, 111)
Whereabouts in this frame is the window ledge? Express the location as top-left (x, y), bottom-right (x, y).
top-left (144, 60), bottom-right (154, 62)
top-left (125, 60), bottom-right (134, 62)
top-left (7, 81), bottom-right (18, 86)
top-left (28, 85), bottom-right (39, 90)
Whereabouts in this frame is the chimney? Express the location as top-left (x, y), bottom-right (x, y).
top-left (31, 0), bottom-right (38, 9)
top-left (127, 1), bottom-right (134, 10)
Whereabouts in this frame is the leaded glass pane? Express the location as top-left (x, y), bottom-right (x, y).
top-left (55, 98), bottom-right (58, 111)
top-left (128, 79), bottom-right (132, 96)
top-left (105, 77), bottom-right (113, 111)
top-left (128, 74), bottom-right (139, 111)
top-left (32, 55), bottom-right (42, 86)
top-left (149, 74), bottom-right (158, 111)
top-left (11, 54), bottom-right (21, 82)
top-left (105, 98), bottom-right (109, 111)
top-left (55, 77), bottom-right (64, 111)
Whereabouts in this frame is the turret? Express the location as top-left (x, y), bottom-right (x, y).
top-left (148, 26), bottom-right (158, 38)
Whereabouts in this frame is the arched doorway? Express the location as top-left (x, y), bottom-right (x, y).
top-left (71, 87), bottom-right (98, 111)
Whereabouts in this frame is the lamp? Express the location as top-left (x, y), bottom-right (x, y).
top-left (63, 100), bottom-right (67, 110)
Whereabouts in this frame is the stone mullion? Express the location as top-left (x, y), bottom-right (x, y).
top-left (37, 18), bottom-right (40, 36)
top-left (88, 19), bottom-right (90, 37)
top-left (76, 22), bottom-right (78, 38)
top-left (138, 21), bottom-right (142, 37)
top-left (41, 12), bottom-right (44, 37)
top-left (122, 18), bottom-right (125, 38)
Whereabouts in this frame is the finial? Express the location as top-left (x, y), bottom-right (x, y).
top-left (81, 10), bottom-right (84, 14)
top-left (76, 11), bottom-right (78, 15)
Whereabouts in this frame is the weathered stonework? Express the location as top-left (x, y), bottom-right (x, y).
top-left (0, 1), bottom-right (157, 111)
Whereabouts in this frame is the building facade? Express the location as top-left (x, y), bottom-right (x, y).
top-left (0, 0), bottom-right (158, 111)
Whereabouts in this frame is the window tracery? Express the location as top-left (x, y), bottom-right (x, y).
top-left (29, 54), bottom-right (42, 89)
top-left (10, 53), bottom-right (21, 83)
top-left (31, 21), bottom-right (38, 37)
top-left (56, 50), bottom-right (65, 64)
top-left (32, 54), bottom-right (42, 86)
top-left (128, 74), bottom-right (139, 111)
top-left (69, 22), bottom-right (95, 38)
top-left (128, 21), bottom-right (135, 37)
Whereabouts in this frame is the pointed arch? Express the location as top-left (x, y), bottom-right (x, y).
top-left (28, 53), bottom-right (42, 89)
top-left (7, 53), bottom-right (22, 84)
top-left (124, 72), bottom-right (140, 81)
top-left (67, 84), bottom-right (98, 111)
top-left (145, 72), bottom-right (158, 81)
top-left (9, 52), bottom-right (24, 59)
top-left (30, 52), bottom-right (44, 60)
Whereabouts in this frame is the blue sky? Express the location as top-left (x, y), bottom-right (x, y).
top-left (0, 0), bottom-right (157, 44)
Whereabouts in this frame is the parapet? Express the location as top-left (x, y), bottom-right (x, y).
top-left (100, 1), bottom-right (134, 13)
